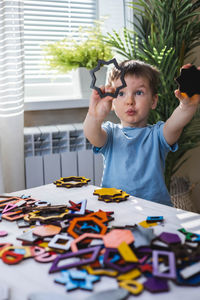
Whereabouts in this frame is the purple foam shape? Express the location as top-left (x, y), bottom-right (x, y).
top-left (144, 277), bottom-right (169, 293)
top-left (137, 246), bottom-right (152, 254)
top-left (159, 232), bottom-right (181, 244)
top-left (49, 245), bottom-right (101, 273)
top-left (103, 248), bottom-right (137, 273)
top-left (153, 250), bottom-right (176, 279)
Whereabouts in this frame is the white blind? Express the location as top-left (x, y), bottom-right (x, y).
top-left (0, 0), bottom-right (24, 117)
top-left (24, 0), bottom-right (97, 84)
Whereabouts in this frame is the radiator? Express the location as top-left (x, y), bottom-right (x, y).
top-left (24, 123), bottom-right (103, 189)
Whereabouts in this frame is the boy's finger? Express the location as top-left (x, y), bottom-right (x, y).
top-left (105, 84), bottom-right (115, 93)
top-left (174, 89), bottom-right (199, 104)
top-left (181, 63), bottom-right (192, 70)
top-left (93, 85), bottom-right (115, 101)
top-left (90, 86), bottom-right (113, 102)
top-left (90, 89), bottom-right (102, 102)
top-left (103, 85), bottom-right (116, 100)
top-left (174, 89), bottom-right (188, 100)
top-left (174, 89), bottom-right (180, 98)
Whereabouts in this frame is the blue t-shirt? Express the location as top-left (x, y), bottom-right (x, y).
top-left (93, 121), bottom-right (178, 206)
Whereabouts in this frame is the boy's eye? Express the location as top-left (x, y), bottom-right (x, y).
top-left (136, 90), bottom-right (144, 96)
top-left (118, 91), bottom-right (124, 97)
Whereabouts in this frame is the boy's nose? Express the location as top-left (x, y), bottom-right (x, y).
top-left (125, 96), bottom-right (135, 105)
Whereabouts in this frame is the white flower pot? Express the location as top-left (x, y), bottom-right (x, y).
top-left (72, 66), bottom-right (107, 99)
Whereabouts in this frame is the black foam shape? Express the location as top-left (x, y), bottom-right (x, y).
top-left (89, 58), bottom-right (127, 98)
top-left (175, 65), bottom-right (200, 97)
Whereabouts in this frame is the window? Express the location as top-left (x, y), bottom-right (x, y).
top-left (24, 0), bottom-right (126, 102)
top-left (24, 0), bottom-right (97, 99)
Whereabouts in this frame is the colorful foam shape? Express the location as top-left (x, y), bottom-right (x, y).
top-left (55, 269), bottom-right (99, 291)
top-left (90, 58), bottom-right (127, 98)
top-left (49, 246), bottom-right (101, 273)
top-left (159, 232), bottom-right (181, 244)
top-left (118, 279), bottom-right (144, 295)
top-left (103, 229), bottom-right (134, 248)
top-left (146, 216), bottom-right (164, 223)
top-left (33, 225), bottom-right (61, 237)
top-left (48, 234), bottom-right (73, 251)
top-left (153, 250), bottom-right (176, 279)
top-left (103, 248), bottom-right (137, 273)
top-left (175, 65), bottom-right (200, 97)
top-left (144, 277), bottom-right (169, 293)
top-left (1, 250), bottom-right (24, 265)
top-left (176, 267), bottom-right (200, 286)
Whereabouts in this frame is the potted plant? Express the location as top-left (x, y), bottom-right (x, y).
top-left (105, 0), bottom-right (200, 210)
top-left (43, 22), bottom-right (113, 98)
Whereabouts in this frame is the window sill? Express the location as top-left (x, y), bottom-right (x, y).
top-left (24, 96), bottom-right (90, 111)
top-left (24, 81), bottom-right (91, 111)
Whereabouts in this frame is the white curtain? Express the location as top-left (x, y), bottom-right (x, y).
top-left (0, 0), bottom-right (25, 193)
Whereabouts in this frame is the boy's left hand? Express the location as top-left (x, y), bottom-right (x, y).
top-left (175, 64), bottom-right (200, 106)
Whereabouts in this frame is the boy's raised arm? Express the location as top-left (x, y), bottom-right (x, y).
top-left (163, 65), bottom-right (200, 146)
top-left (83, 86), bottom-right (114, 148)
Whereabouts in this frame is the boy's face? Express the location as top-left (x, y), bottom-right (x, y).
top-left (112, 75), bottom-right (158, 128)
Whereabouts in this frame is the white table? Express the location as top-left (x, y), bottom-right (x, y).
top-left (0, 183), bottom-right (200, 300)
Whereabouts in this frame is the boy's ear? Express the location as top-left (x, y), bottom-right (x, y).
top-left (151, 94), bottom-right (158, 110)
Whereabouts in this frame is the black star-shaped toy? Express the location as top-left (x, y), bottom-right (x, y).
top-left (90, 58), bottom-right (127, 98)
top-left (175, 65), bottom-right (200, 97)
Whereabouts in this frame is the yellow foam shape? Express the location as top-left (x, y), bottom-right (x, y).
top-left (83, 265), bottom-right (118, 277)
top-left (138, 220), bottom-right (158, 228)
top-left (93, 187), bottom-right (122, 197)
top-left (119, 279), bottom-right (144, 295)
top-left (118, 241), bottom-right (138, 262)
top-left (117, 269), bottom-right (141, 281)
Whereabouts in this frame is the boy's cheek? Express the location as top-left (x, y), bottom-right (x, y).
top-left (111, 99), bottom-right (117, 111)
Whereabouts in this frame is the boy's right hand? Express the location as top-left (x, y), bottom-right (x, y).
top-left (88, 85), bottom-right (115, 122)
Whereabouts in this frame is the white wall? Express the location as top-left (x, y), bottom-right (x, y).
top-left (0, 113), bottom-right (25, 193)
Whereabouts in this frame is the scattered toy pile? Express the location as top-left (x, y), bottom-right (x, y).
top-left (0, 193), bottom-right (200, 298)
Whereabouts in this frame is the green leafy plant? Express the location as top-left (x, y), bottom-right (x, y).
top-left (105, 0), bottom-right (200, 189)
top-left (43, 22), bottom-right (113, 73)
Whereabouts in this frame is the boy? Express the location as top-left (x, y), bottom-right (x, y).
top-left (83, 60), bottom-right (200, 206)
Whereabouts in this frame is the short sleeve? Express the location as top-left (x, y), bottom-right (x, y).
top-left (93, 121), bottom-right (113, 155)
top-left (157, 121), bottom-right (178, 153)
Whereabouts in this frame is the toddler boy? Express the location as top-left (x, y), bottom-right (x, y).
top-left (83, 60), bottom-right (200, 206)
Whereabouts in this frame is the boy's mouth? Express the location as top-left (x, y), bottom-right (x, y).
top-left (126, 109), bottom-right (136, 116)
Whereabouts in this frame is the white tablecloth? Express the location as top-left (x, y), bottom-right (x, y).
top-left (0, 183), bottom-right (200, 300)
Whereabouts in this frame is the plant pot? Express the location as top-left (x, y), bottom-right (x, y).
top-left (72, 66), bottom-right (107, 99)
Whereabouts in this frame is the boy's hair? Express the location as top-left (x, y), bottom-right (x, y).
top-left (108, 60), bottom-right (160, 95)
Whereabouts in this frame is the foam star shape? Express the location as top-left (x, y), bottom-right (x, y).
top-left (93, 187), bottom-right (123, 197)
top-left (55, 269), bottom-right (100, 291)
top-left (175, 65), bottom-right (200, 97)
top-left (90, 58), bottom-right (127, 98)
